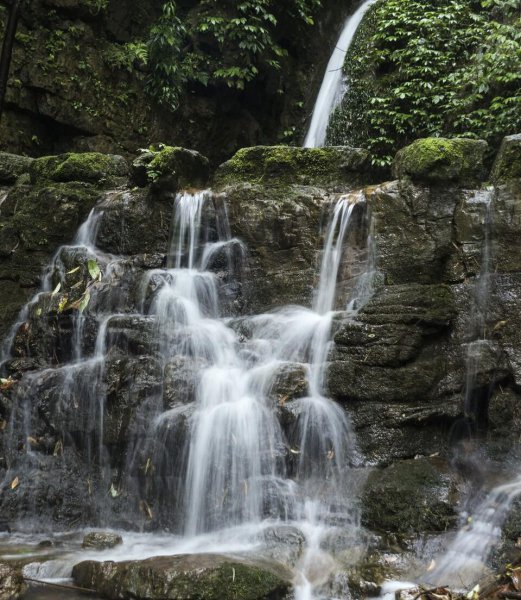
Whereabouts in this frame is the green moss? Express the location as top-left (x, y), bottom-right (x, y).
top-left (0, 152), bottom-right (34, 184)
top-left (31, 152), bottom-right (128, 186)
top-left (146, 146), bottom-right (210, 189)
top-left (392, 137), bottom-right (488, 186)
top-left (214, 145), bottom-right (372, 189)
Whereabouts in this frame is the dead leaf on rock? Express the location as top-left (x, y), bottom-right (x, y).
top-left (10, 477), bottom-right (19, 490)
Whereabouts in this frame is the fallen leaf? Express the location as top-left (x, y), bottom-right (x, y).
top-left (57, 295), bottom-right (69, 314)
top-left (52, 282), bottom-right (61, 296)
top-left (139, 500), bottom-right (153, 519)
top-left (493, 320), bottom-right (508, 332)
top-left (66, 266), bottom-right (80, 275)
top-left (427, 559), bottom-right (436, 572)
top-left (27, 436), bottom-right (39, 447)
top-left (0, 377), bottom-right (16, 391)
top-left (79, 291), bottom-right (91, 313)
top-left (53, 440), bottom-right (63, 457)
top-left (87, 259), bottom-right (101, 281)
top-left (10, 477), bottom-right (19, 490)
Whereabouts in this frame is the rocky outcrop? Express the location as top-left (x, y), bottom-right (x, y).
top-left (72, 554), bottom-right (292, 600)
top-left (0, 137), bottom-right (521, 546)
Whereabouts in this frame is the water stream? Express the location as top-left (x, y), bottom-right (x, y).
top-left (303, 0), bottom-right (376, 148)
top-left (1, 188), bottom-right (375, 599)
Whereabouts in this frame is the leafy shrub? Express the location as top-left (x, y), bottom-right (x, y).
top-left (327, 0), bottom-right (521, 166)
top-left (146, 0), bottom-right (321, 111)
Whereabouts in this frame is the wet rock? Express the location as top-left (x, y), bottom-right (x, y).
top-left (72, 553), bottom-right (292, 600)
top-left (0, 153), bottom-right (33, 184)
top-left (225, 183), bottom-right (324, 311)
top-left (215, 145), bottom-right (372, 189)
top-left (361, 458), bottom-right (458, 535)
top-left (0, 562), bottom-right (26, 600)
top-left (95, 188), bottom-right (171, 255)
top-left (368, 180), bottom-right (461, 285)
top-left (268, 363), bottom-right (309, 405)
top-left (492, 133), bottom-right (521, 182)
top-left (393, 137), bottom-right (488, 187)
top-left (82, 532), bottom-right (123, 550)
top-left (163, 357), bottom-right (202, 407)
top-left (261, 525), bottom-right (306, 567)
top-left (104, 315), bottom-right (159, 357)
top-left (104, 354), bottom-right (163, 451)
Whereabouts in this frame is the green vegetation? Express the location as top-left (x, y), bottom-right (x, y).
top-left (328, 0), bottom-right (521, 166)
top-left (146, 0), bottom-right (321, 110)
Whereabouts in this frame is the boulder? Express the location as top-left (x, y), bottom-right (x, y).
top-left (72, 553), bottom-right (292, 600)
top-left (392, 137), bottom-right (488, 187)
top-left (143, 146), bottom-right (210, 190)
top-left (0, 153), bottom-right (33, 184)
top-left (0, 562), bottom-right (26, 600)
top-left (82, 532), bottom-right (123, 550)
top-left (30, 153), bottom-right (128, 186)
top-left (215, 145), bottom-right (372, 189)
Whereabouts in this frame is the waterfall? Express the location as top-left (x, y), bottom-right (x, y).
top-left (0, 185), bottom-right (375, 598)
top-left (304, 0), bottom-right (376, 148)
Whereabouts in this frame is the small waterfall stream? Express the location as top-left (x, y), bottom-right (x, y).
top-left (1, 187), bottom-right (375, 599)
top-left (304, 0), bottom-right (376, 148)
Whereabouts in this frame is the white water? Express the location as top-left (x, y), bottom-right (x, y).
top-left (427, 475), bottom-right (521, 588)
top-left (304, 0), bottom-right (376, 148)
top-left (1, 187), bottom-right (376, 600)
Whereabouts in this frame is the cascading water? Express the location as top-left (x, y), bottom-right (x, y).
top-left (0, 185), bottom-right (374, 598)
top-left (304, 0), bottom-right (376, 148)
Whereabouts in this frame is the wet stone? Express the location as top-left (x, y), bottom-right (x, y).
top-left (82, 532), bottom-right (123, 550)
top-left (0, 562), bottom-right (26, 600)
top-left (72, 553), bottom-right (292, 600)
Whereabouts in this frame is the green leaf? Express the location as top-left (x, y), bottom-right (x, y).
top-left (87, 259), bottom-right (101, 280)
top-left (78, 291), bottom-right (91, 313)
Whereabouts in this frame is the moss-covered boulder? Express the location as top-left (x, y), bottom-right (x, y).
top-left (491, 133), bottom-right (521, 182)
top-left (133, 147), bottom-right (210, 190)
top-left (30, 152), bottom-right (128, 186)
top-left (0, 153), bottom-right (33, 184)
top-left (72, 554), bottom-right (292, 600)
top-left (392, 138), bottom-right (488, 186)
top-left (215, 145), bottom-right (371, 189)
top-left (361, 458), bottom-right (457, 535)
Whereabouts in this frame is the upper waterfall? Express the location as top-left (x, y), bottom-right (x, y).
top-left (303, 0), bottom-right (376, 148)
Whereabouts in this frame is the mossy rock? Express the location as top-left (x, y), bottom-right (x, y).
top-left (0, 152), bottom-right (34, 184)
top-left (72, 553), bottom-right (292, 600)
top-left (214, 145), bottom-right (371, 189)
top-left (392, 137), bottom-right (488, 186)
top-left (31, 152), bottom-right (128, 186)
top-left (139, 146), bottom-right (210, 189)
top-left (491, 133), bottom-right (521, 183)
top-left (361, 458), bottom-right (457, 535)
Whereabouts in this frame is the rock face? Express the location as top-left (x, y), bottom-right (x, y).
top-left (1, 137), bottom-right (521, 548)
top-left (0, 0), bottom-right (360, 163)
top-left (72, 554), bottom-right (292, 600)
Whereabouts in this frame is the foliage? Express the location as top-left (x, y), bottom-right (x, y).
top-left (103, 42), bottom-right (148, 73)
top-left (146, 0), bottom-right (321, 111)
top-left (327, 0), bottom-right (521, 166)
